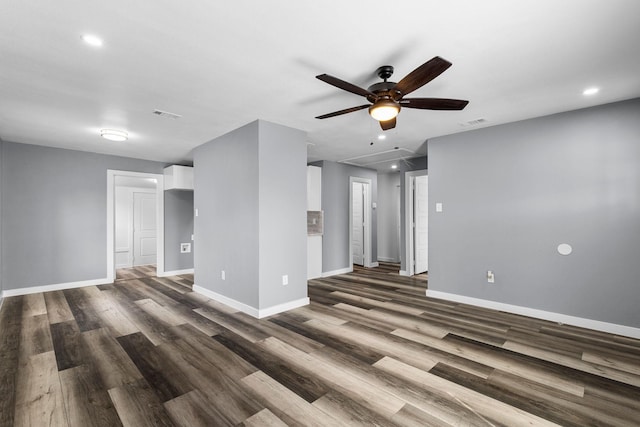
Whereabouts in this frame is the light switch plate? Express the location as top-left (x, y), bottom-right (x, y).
top-left (436, 203), bottom-right (443, 212)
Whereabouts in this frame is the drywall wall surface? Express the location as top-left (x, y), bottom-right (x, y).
top-left (428, 98), bottom-right (640, 328)
top-left (0, 140), bottom-right (3, 298)
top-left (193, 121), bottom-right (260, 308)
top-left (164, 190), bottom-right (194, 272)
top-left (315, 161), bottom-right (378, 273)
top-left (257, 121), bottom-right (307, 309)
top-left (1, 141), bottom-right (165, 290)
top-left (377, 172), bottom-right (401, 262)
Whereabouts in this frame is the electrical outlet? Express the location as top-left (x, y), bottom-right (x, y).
top-left (487, 270), bottom-right (495, 283)
top-left (180, 243), bottom-right (191, 253)
top-left (282, 275), bottom-right (288, 286)
top-left (221, 270), bottom-right (225, 280)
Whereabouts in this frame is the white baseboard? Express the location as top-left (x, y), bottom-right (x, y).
top-left (257, 297), bottom-right (310, 319)
top-left (158, 268), bottom-right (194, 277)
top-left (399, 270), bottom-right (410, 277)
top-left (2, 277), bottom-right (112, 297)
top-left (193, 285), bottom-right (309, 319)
top-left (367, 262), bottom-right (380, 268)
top-left (321, 267), bottom-right (352, 277)
top-left (426, 289), bottom-right (640, 340)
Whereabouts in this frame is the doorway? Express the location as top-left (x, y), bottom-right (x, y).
top-left (349, 177), bottom-right (372, 268)
top-left (107, 170), bottom-right (165, 283)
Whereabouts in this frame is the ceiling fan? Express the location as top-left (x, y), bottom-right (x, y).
top-left (315, 56), bottom-right (469, 131)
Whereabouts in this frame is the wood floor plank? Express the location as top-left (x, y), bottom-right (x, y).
top-left (80, 327), bottom-right (143, 389)
top-left (240, 408), bottom-right (288, 427)
top-left (19, 313), bottom-right (53, 359)
top-left (394, 328), bottom-right (586, 396)
top-left (21, 293), bottom-right (47, 318)
top-left (108, 378), bottom-right (175, 427)
top-left (258, 336), bottom-right (407, 419)
top-left (163, 390), bottom-right (234, 427)
top-left (312, 390), bottom-right (402, 426)
top-left (58, 364), bottom-right (123, 427)
top-left (50, 319), bottom-right (86, 371)
top-left (14, 351), bottom-right (68, 427)
top-left (155, 338), bottom-right (264, 424)
top-left (374, 356), bottom-right (561, 426)
top-left (63, 288), bottom-right (104, 332)
top-left (0, 296), bottom-right (23, 427)
top-left (44, 291), bottom-right (75, 324)
top-left (117, 332), bottom-right (193, 402)
top-left (241, 370), bottom-right (346, 427)
top-left (214, 329), bottom-right (331, 403)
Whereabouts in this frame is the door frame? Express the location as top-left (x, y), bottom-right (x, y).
top-left (107, 170), bottom-right (164, 282)
top-left (349, 176), bottom-right (373, 269)
top-left (404, 170), bottom-right (427, 276)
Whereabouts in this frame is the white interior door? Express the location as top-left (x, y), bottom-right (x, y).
top-left (352, 181), bottom-right (365, 266)
top-left (414, 175), bottom-right (428, 274)
top-left (133, 192), bottom-right (157, 266)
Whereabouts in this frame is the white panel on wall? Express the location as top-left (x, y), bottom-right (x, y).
top-left (307, 166), bottom-right (322, 279)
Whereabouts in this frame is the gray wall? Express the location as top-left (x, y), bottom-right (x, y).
top-left (194, 120), bottom-right (307, 310)
top-left (311, 161), bottom-right (378, 273)
top-left (194, 121), bottom-right (260, 307)
top-left (377, 172), bottom-right (401, 262)
top-left (0, 140), bottom-right (3, 299)
top-left (0, 141), bottom-right (190, 291)
top-left (257, 121), bottom-right (307, 308)
top-left (428, 98), bottom-right (640, 328)
top-left (164, 190), bottom-right (194, 272)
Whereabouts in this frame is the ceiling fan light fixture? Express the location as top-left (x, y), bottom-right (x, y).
top-left (100, 129), bottom-right (128, 142)
top-left (369, 100), bottom-right (400, 122)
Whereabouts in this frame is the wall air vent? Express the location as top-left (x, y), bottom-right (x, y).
top-left (153, 109), bottom-right (182, 119)
top-left (460, 118), bottom-right (487, 127)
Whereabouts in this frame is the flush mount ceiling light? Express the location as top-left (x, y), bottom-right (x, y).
top-left (583, 87), bottom-right (599, 96)
top-left (81, 34), bottom-right (103, 47)
top-left (100, 129), bottom-right (128, 142)
top-left (377, 134), bottom-right (386, 140)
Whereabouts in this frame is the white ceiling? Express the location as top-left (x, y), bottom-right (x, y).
top-left (1, 1), bottom-right (639, 171)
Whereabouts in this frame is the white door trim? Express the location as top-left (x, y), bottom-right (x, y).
top-left (107, 170), bottom-right (164, 282)
top-left (349, 176), bottom-right (373, 268)
top-left (404, 170), bottom-right (427, 276)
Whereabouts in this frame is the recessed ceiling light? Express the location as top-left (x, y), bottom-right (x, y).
top-left (81, 34), bottom-right (103, 47)
top-left (583, 87), bottom-right (599, 96)
top-left (391, 164), bottom-right (398, 169)
top-left (100, 129), bottom-right (128, 142)
top-left (378, 134), bottom-right (386, 140)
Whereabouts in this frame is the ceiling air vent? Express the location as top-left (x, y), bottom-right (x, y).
top-left (153, 109), bottom-right (182, 119)
top-left (460, 118), bottom-right (487, 127)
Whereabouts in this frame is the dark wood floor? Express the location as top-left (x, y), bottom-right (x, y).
top-left (1, 263), bottom-right (639, 426)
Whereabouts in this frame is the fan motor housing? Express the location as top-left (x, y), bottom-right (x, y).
top-left (367, 81), bottom-right (400, 102)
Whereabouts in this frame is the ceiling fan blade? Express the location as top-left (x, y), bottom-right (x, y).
top-left (380, 117), bottom-right (396, 131)
top-left (315, 104), bottom-right (370, 119)
top-left (400, 98), bottom-right (469, 110)
top-left (316, 74), bottom-right (375, 98)
top-left (394, 56), bottom-right (452, 97)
